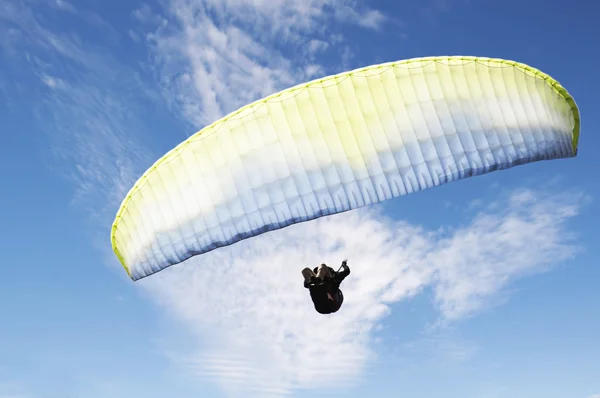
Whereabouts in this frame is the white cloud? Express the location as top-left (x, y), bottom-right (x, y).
top-left (40, 73), bottom-right (66, 89)
top-left (431, 190), bottom-right (582, 321)
top-left (307, 39), bottom-right (329, 54)
top-left (142, 188), bottom-right (584, 396)
top-left (128, 29), bottom-right (140, 42)
top-left (335, 6), bottom-right (387, 30)
top-left (54, 0), bottom-right (76, 13)
top-left (137, 0), bottom-right (387, 129)
top-left (304, 63), bottom-right (324, 78)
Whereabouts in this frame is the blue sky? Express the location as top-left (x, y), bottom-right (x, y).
top-left (1, 0), bottom-right (599, 397)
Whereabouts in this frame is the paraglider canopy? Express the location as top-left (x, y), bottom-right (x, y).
top-left (110, 56), bottom-right (580, 281)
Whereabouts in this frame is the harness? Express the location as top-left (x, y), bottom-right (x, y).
top-left (308, 265), bottom-right (345, 313)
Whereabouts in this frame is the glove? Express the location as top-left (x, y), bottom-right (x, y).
top-left (341, 260), bottom-right (349, 273)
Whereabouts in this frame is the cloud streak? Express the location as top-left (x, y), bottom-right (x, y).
top-left (0, 0), bottom-right (157, 225)
top-left (137, 0), bottom-right (388, 129)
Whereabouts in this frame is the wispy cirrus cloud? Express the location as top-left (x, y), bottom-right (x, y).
top-left (143, 188), bottom-right (585, 397)
top-left (134, 0), bottom-right (390, 128)
top-left (0, 0), bottom-right (157, 224)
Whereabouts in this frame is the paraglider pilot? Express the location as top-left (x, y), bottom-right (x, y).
top-left (302, 260), bottom-right (350, 314)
